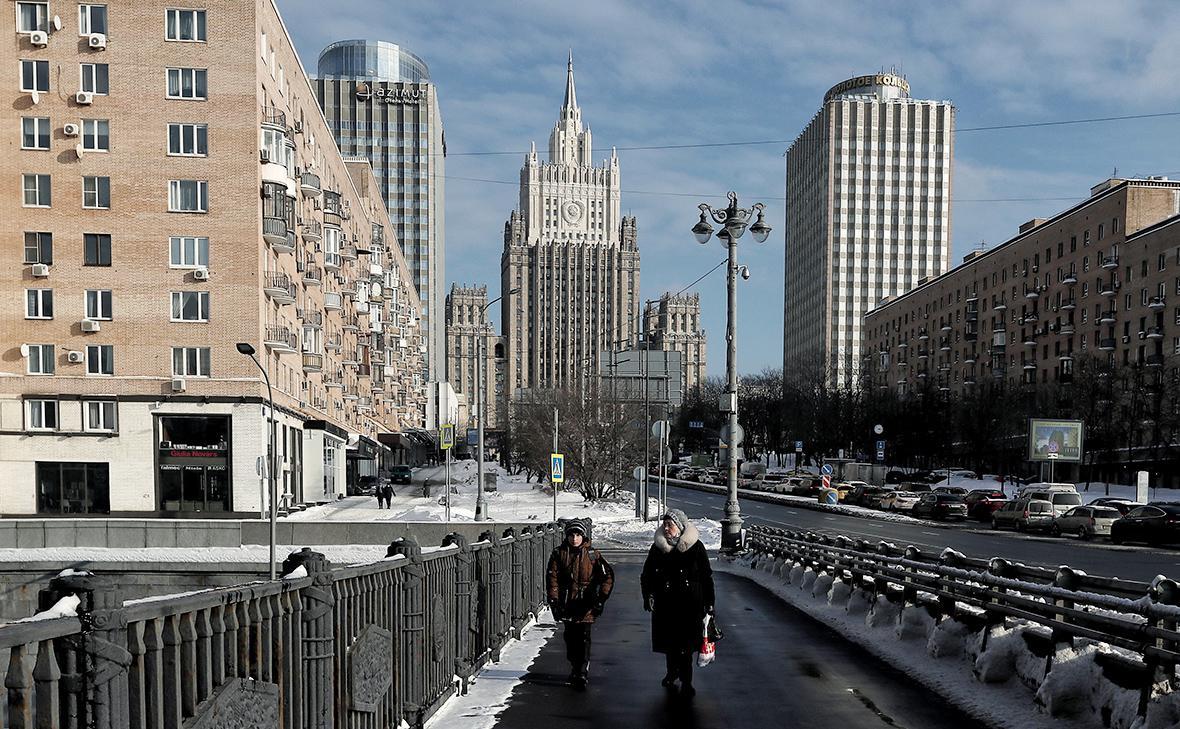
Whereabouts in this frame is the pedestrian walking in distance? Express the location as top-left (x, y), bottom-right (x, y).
top-left (641, 509), bottom-right (714, 698)
top-left (546, 518), bottom-right (614, 688)
top-left (376, 482), bottom-right (393, 509)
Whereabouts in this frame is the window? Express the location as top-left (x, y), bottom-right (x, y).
top-left (79, 63), bottom-right (110, 94)
top-left (171, 291), bottom-right (209, 321)
top-left (167, 123), bottom-right (208, 156)
top-left (78, 4), bottom-right (107, 34)
top-left (85, 401), bottom-right (116, 432)
top-left (17, 2), bottom-right (49, 31)
top-left (20, 60), bottom-right (49, 92)
top-left (27, 344), bottom-right (54, 374)
top-left (172, 346), bottom-right (210, 377)
top-left (86, 344), bottom-right (113, 375)
top-left (24, 232), bottom-right (52, 264)
top-left (84, 233), bottom-right (112, 265)
top-left (169, 180), bottom-right (207, 212)
top-left (36, 462), bottom-right (110, 514)
top-left (25, 289), bottom-right (53, 319)
top-left (27, 400), bottom-right (58, 430)
top-left (21, 117), bottom-right (50, 150)
top-left (166, 8), bottom-right (206, 41)
top-left (85, 289), bottom-right (112, 320)
top-left (166, 68), bottom-right (207, 99)
top-left (83, 176), bottom-right (111, 208)
top-left (169, 236), bottom-right (209, 267)
top-left (22, 173), bottom-right (50, 206)
top-left (81, 119), bottom-right (110, 151)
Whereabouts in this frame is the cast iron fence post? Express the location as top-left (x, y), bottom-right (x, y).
top-left (283, 548), bottom-right (335, 729)
top-left (387, 537), bottom-right (427, 728)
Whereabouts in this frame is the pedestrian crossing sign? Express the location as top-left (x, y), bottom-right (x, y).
top-left (551, 453), bottom-right (564, 483)
top-left (440, 424), bottom-right (454, 450)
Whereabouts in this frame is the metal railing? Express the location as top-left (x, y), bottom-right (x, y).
top-left (745, 526), bottom-right (1180, 722)
top-left (0, 528), bottom-right (559, 729)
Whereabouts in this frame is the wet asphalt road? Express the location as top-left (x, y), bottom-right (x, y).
top-left (489, 556), bottom-right (988, 729)
top-left (665, 482), bottom-right (1179, 584)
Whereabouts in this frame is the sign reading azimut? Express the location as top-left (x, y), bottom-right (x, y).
top-left (354, 82), bottom-right (425, 105)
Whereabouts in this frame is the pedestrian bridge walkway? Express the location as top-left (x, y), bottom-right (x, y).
top-left (477, 554), bottom-right (986, 729)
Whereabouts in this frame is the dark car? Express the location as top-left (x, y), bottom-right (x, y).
top-left (1090, 497), bottom-right (1144, 516)
top-left (792, 477), bottom-right (820, 497)
top-left (912, 492), bottom-right (969, 521)
top-left (1110, 503), bottom-right (1180, 546)
top-left (390, 465), bottom-right (413, 485)
top-left (964, 489), bottom-right (1007, 520)
top-left (849, 485), bottom-right (886, 507)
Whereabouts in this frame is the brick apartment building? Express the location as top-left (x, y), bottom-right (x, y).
top-left (0, 0), bottom-right (426, 516)
top-left (863, 177), bottom-right (1180, 395)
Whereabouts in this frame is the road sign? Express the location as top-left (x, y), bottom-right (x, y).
top-left (550, 453), bottom-right (564, 483)
top-left (689, 420), bottom-right (704, 429)
top-left (440, 424), bottom-right (454, 450)
top-left (876, 450), bottom-right (885, 462)
top-left (467, 428), bottom-right (479, 446)
top-left (873, 424), bottom-right (884, 435)
top-left (876, 440), bottom-right (886, 451)
top-left (652, 420), bottom-right (669, 438)
top-left (821, 475), bottom-right (831, 489)
top-left (794, 440), bottom-right (803, 453)
top-left (720, 423), bottom-right (744, 446)
top-left (820, 464), bottom-right (833, 476)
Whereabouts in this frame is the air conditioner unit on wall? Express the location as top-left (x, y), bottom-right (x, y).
top-left (259, 148), bottom-right (271, 163)
top-left (88, 33), bottom-right (106, 49)
top-left (75, 91), bottom-right (93, 105)
top-left (172, 378), bottom-right (187, 392)
top-left (29, 31), bottom-right (48, 47)
top-left (192, 268), bottom-right (209, 281)
top-left (31, 263), bottom-right (50, 277)
top-left (67, 351), bottom-right (84, 364)
top-left (80, 319), bottom-right (100, 333)
top-left (63, 122), bottom-right (80, 136)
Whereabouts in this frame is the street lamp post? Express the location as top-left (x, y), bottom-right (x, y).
top-left (476, 288), bottom-right (519, 521)
top-left (691, 192), bottom-right (771, 553)
top-left (236, 342), bottom-right (278, 580)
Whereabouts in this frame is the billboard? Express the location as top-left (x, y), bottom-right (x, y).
top-left (1028, 419), bottom-right (1084, 463)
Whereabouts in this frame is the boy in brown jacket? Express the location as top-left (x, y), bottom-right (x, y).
top-left (546, 518), bottom-right (614, 688)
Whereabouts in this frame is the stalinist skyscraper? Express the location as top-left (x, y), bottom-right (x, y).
top-left (502, 56), bottom-right (641, 395)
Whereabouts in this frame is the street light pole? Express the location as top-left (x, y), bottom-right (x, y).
top-left (691, 192), bottom-right (771, 553)
top-left (237, 342), bottom-right (278, 580)
top-left (476, 288), bottom-right (518, 521)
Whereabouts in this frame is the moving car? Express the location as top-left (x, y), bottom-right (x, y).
top-left (881, 491), bottom-right (920, 511)
top-left (390, 464), bottom-right (413, 486)
top-left (1110, 503), bottom-right (1180, 546)
top-left (1051, 506), bottom-right (1121, 539)
top-left (911, 492), bottom-right (969, 521)
top-left (991, 498), bottom-right (1055, 532)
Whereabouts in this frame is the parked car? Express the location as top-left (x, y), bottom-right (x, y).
top-left (759, 473), bottom-right (789, 493)
top-left (848, 484), bottom-right (886, 507)
top-left (991, 498), bottom-right (1055, 532)
top-left (390, 464), bottom-right (413, 486)
top-left (1020, 489), bottom-right (1083, 517)
top-left (901, 481), bottom-right (934, 493)
top-left (1090, 498), bottom-right (1144, 516)
top-left (1051, 506), bottom-right (1122, 539)
top-left (831, 482), bottom-right (857, 501)
top-left (791, 477), bottom-right (820, 497)
top-left (881, 491), bottom-right (921, 511)
top-left (912, 492), bottom-right (969, 521)
top-left (964, 489), bottom-right (1007, 520)
top-left (934, 486), bottom-right (969, 497)
top-left (1110, 503), bottom-right (1180, 546)
top-left (861, 489), bottom-right (888, 510)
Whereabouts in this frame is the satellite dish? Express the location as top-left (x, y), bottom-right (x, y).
top-left (19, 344), bottom-right (30, 358)
top-left (75, 143), bottom-right (84, 159)
top-left (30, 90), bottom-right (40, 105)
top-left (52, 15), bottom-right (62, 31)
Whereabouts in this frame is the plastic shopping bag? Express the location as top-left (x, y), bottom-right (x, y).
top-left (697, 615), bottom-right (716, 667)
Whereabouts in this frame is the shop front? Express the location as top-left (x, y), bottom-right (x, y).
top-left (156, 415), bottom-right (232, 513)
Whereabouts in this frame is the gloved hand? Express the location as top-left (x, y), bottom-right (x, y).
top-left (591, 602), bottom-right (604, 617)
top-left (644, 596), bottom-right (655, 612)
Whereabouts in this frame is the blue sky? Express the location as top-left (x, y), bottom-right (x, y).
top-left (278, 0), bottom-right (1180, 377)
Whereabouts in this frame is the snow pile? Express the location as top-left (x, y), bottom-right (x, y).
top-left (724, 552), bottom-right (1179, 729)
top-left (22, 594), bottom-right (80, 622)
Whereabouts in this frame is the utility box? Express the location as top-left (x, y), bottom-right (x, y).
top-left (483, 473), bottom-right (498, 492)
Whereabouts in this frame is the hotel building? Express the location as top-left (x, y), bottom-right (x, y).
top-left (784, 73), bottom-right (954, 387)
top-left (863, 178), bottom-right (1180, 396)
top-left (312, 40), bottom-right (446, 383)
top-left (0, 0), bottom-right (425, 516)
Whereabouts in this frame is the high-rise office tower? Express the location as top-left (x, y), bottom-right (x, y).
top-left (501, 56), bottom-right (640, 395)
top-left (644, 293), bottom-right (707, 392)
top-left (445, 284), bottom-right (506, 430)
top-left (313, 40), bottom-right (446, 382)
top-left (784, 73), bottom-right (954, 387)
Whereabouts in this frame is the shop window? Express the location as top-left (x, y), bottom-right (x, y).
top-left (36, 462), bottom-right (110, 514)
top-left (157, 415), bottom-right (231, 512)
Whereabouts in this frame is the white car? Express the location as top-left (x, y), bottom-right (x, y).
top-left (1051, 505), bottom-right (1121, 539)
top-left (881, 491), bottom-right (920, 511)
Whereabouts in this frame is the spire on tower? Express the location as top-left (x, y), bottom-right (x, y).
top-left (562, 50), bottom-right (578, 117)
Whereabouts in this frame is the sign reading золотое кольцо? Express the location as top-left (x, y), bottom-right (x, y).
top-left (1027, 418), bottom-right (1084, 463)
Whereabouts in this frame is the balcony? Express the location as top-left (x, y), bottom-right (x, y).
top-left (303, 266), bottom-right (322, 286)
top-left (898, 342), bottom-right (908, 349)
top-left (993, 301), bottom-right (1007, 312)
top-left (1059, 323), bottom-right (1075, 336)
top-left (1060, 298), bottom-right (1076, 310)
top-left (323, 190), bottom-right (343, 226)
top-left (1058, 353), bottom-right (1073, 362)
top-left (964, 377), bottom-right (977, 386)
top-left (263, 273), bottom-right (296, 304)
top-left (895, 359), bottom-right (908, 368)
top-left (264, 325), bottom-right (297, 353)
top-left (1022, 360), bottom-right (1036, 371)
top-left (302, 220), bottom-right (322, 243)
top-left (1147, 353), bottom-right (1165, 367)
top-left (916, 370), bottom-right (928, 379)
top-left (1025, 287), bottom-right (1040, 300)
top-left (1150, 296), bottom-right (1167, 311)
top-left (1062, 272), bottom-right (1077, 285)
top-left (1023, 335), bottom-right (1037, 347)
top-left (965, 310), bottom-right (979, 322)
top-left (938, 338), bottom-right (951, 352)
top-left (1099, 338), bottom-right (1117, 351)
top-left (964, 353), bottom-right (977, 364)
top-left (1099, 310), bottom-right (1116, 324)
top-left (341, 243), bottom-right (358, 260)
top-left (1099, 284), bottom-right (1115, 297)
top-left (324, 292), bottom-right (343, 311)
top-left (917, 330), bottom-right (929, 341)
top-left (1147, 326), bottom-right (1164, 340)
top-left (917, 349), bottom-right (929, 360)
top-left (324, 372), bottom-right (343, 389)
top-left (343, 388), bottom-right (359, 401)
top-left (263, 216), bottom-right (291, 248)
top-left (325, 334), bottom-right (342, 351)
top-left (1101, 256), bottom-right (1118, 270)
top-left (302, 352), bottom-right (323, 372)
top-left (358, 364), bottom-right (371, 377)
top-left (342, 322), bottom-right (360, 333)
top-left (355, 300), bottom-right (370, 315)
top-left (965, 330), bottom-right (978, 341)
top-left (940, 323), bottom-right (952, 333)
top-left (301, 310), bottom-right (323, 329)
top-left (324, 251), bottom-right (341, 271)
top-left (299, 170), bottom-right (322, 198)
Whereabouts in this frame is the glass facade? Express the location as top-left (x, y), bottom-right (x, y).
top-left (316, 40), bottom-right (429, 83)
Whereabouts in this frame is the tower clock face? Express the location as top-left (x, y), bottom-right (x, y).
top-left (560, 200), bottom-right (585, 225)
